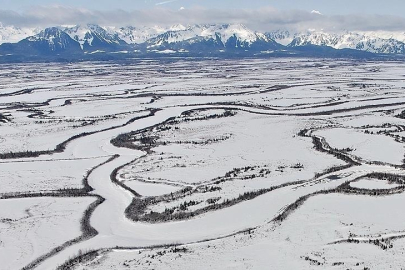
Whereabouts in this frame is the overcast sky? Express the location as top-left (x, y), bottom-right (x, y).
top-left (2, 0), bottom-right (405, 15)
top-left (1, 0), bottom-right (405, 32)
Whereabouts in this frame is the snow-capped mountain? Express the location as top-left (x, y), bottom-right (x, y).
top-left (148, 24), bottom-right (259, 46)
top-left (267, 30), bottom-right (405, 54)
top-left (2, 22), bottom-right (405, 61)
top-left (113, 25), bottom-right (186, 44)
top-left (360, 31), bottom-right (405, 43)
top-left (0, 24), bottom-right (40, 44)
top-left (145, 24), bottom-right (280, 50)
top-left (61, 24), bottom-right (127, 51)
top-left (265, 30), bottom-right (295, 46)
top-left (27, 27), bottom-right (82, 53)
top-left (0, 27), bottom-right (82, 56)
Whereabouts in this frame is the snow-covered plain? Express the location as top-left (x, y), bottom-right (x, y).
top-left (0, 197), bottom-right (96, 269)
top-left (1, 58), bottom-right (405, 269)
top-left (79, 193), bottom-right (405, 270)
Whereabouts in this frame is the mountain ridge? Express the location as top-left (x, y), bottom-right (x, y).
top-left (0, 23), bottom-right (404, 61)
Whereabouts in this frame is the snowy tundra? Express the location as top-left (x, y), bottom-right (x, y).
top-left (1, 58), bottom-right (405, 270)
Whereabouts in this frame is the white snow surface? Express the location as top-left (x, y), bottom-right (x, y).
top-left (350, 178), bottom-right (401, 190)
top-left (0, 197), bottom-right (96, 270)
top-left (1, 59), bottom-right (405, 269)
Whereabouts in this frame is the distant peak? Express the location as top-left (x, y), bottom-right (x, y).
top-left (170, 24), bottom-right (186, 31)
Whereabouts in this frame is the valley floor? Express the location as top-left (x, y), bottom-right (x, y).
top-left (1, 58), bottom-right (405, 269)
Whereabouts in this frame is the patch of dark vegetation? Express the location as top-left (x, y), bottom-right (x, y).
top-left (56, 250), bottom-right (101, 270)
top-left (273, 193), bottom-right (314, 223)
top-left (302, 255), bottom-right (324, 266)
top-left (144, 95), bottom-right (162, 104)
top-left (0, 150), bottom-right (50, 159)
top-left (165, 134), bottom-right (232, 146)
top-left (0, 113), bottom-right (11, 123)
top-left (333, 235), bottom-right (394, 250)
top-left (81, 196), bottom-right (105, 237)
top-left (338, 184), bottom-right (405, 196)
top-left (314, 164), bottom-right (353, 179)
top-left (60, 244), bottom-right (192, 270)
top-left (360, 123), bottom-right (395, 132)
top-left (110, 156), bottom-right (143, 197)
top-left (348, 83), bottom-right (375, 88)
top-left (34, 118), bottom-right (99, 128)
top-left (206, 197), bottom-right (221, 204)
top-left (361, 172), bottom-right (405, 185)
top-left (0, 189), bottom-right (89, 200)
top-left (212, 165), bottom-right (272, 184)
top-left (297, 128), bottom-right (310, 137)
top-left (177, 109), bottom-right (237, 123)
top-left (395, 110), bottom-right (405, 119)
top-left (22, 108), bottom-right (47, 119)
top-left (198, 186), bottom-right (222, 193)
top-left (125, 180), bottom-right (305, 223)
top-left (63, 99), bottom-right (72, 106)
top-left (125, 246), bottom-right (190, 267)
top-left (290, 163), bottom-right (304, 169)
top-left (0, 87), bottom-right (46, 98)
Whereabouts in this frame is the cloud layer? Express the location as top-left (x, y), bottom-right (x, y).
top-left (1, 5), bottom-right (405, 32)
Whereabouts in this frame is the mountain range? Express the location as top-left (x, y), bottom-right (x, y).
top-left (1, 23), bottom-right (404, 61)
